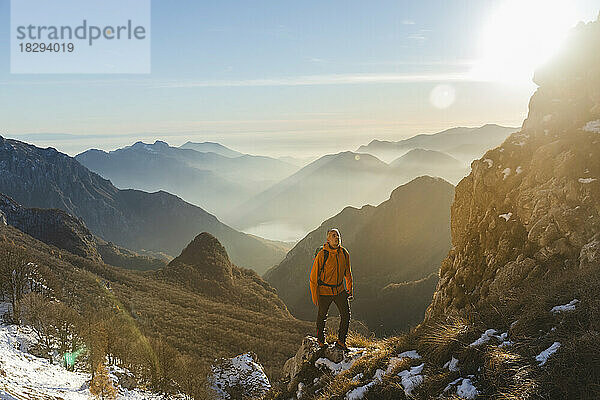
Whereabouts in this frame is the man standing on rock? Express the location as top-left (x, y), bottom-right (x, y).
top-left (310, 228), bottom-right (353, 350)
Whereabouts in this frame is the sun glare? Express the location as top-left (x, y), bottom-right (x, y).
top-left (471, 0), bottom-right (579, 83)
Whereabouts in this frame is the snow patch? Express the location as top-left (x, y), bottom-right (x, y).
top-left (470, 329), bottom-right (509, 347)
top-left (0, 319), bottom-right (159, 400)
top-left (502, 168), bottom-right (511, 180)
top-left (583, 119), bottom-right (600, 133)
top-left (444, 357), bottom-right (459, 372)
top-left (316, 348), bottom-right (365, 375)
top-left (345, 369), bottom-right (384, 400)
top-left (551, 299), bottom-right (579, 313)
top-left (397, 363), bottom-right (425, 396)
top-left (499, 212), bottom-right (512, 221)
top-left (536, 342), bottom-right (561, 366)
top-left (457, 378), bottom-right (479, 399)
top-left (483, 159), bottom-right (493, 168)
top-left (578, 177), bottom-right (597, 184)
top-left (516, 166), bottom-right (523, 174)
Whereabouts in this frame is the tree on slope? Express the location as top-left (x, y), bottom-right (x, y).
top-left (89, 362), bottom-right (117, 400)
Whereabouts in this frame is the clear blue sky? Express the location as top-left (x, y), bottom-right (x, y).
top-left (0, 0), bottom-right (598, 156)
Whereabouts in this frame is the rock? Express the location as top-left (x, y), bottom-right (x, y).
top-left (0, 210), bottom-right (6, 226)
top-left (283, 336), bottom-right (322, 386)
top-left (209, 352), bottom-right (271, 400)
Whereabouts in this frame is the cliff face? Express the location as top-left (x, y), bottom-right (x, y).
top-left (428, 18), bottom-right (600, 317)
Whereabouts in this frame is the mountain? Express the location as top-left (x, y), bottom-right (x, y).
top-left (0, 220), bottom-right (311, 397)
top-left (265, 176), bottom-right (454, 334)
top-left (228, 151), bottom-right (395, 234)
top-left (271, 16), bottom-right (600, 400)
top-left (389, 148), bottom-right (469, 185)
top-left (0, 193), bottom-right (166, 270)
top-left (179, 141), bottom-right (243, 158)
top-left (75, 141), bottom-right (299, 216)
top-left (0, 136), bottom-right (289, 273)
top-left (357, 124), bottom-right (517, 163)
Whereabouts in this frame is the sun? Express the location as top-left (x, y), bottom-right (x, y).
top-left (470, 0), bottom-right (579, 83)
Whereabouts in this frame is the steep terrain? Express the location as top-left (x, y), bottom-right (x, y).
top-left (265, 176), bottom-right (454, 334)
top-left (0, 222), bottom-right (312, 394)
top-left (0, 193), bottom-right (165, 270)
top-left (267, 15), bottom-right (600, 400)
top-left (76, 140), bottom-right (298, 216)
top-left (357, 124), bottom-right (517, 163)
top-left (0, 137), bottom-right (289, 273)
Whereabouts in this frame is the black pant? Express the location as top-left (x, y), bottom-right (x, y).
top-left (316, 291), bottom-right (351, 344)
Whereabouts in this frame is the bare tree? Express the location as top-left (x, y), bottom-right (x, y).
top-left (0, 244), bottom-right (35, 324)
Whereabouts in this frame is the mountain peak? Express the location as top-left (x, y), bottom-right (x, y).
top-left (167, 232), bottom-right (234, 283)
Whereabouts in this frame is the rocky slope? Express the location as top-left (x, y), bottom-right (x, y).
top-left (266, 176), bottom-right (454, 334)
top-left (427, 17), bottom-right (600, 317)
top-left (0, 137), bottom-right (289, 273)
top-left (0, 192), bottom-right (165, 270)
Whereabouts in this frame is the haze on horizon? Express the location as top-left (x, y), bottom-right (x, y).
top-left (0, 0), bottom-right (598, 158)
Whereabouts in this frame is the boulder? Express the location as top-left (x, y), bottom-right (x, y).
top-left (209, 352), bottom-right (271, 400)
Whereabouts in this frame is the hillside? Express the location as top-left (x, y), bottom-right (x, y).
top-left (357, 124), bottom-right (517, 163)
top-left (0, 193), bottom-right (166, 270)
top-left (0, 136), bottom-right (289, 274)
top-left (0, 222), bottom-right (312, 397)
top-left (265, 176), bottom-right (454, 334)
top-left (76, 140), bottom-right (298, 216)
top-left (268, 15), bottom-right (600, 400)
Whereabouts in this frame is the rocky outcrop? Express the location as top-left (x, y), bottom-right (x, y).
top-left (209, 352), bottom-right (271, 400)
top-left (427, 17), bottom-right (600, 317)
top-left (282, 336), bottom-right (365, 396)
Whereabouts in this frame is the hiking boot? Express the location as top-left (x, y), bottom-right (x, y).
top-left (335, 340), bottom-right (348, 351)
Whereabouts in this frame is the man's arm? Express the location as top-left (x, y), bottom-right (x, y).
top-left (309, 251), bottom-right (321, 306)
top-left (344, 250), bottom-right (353, 298)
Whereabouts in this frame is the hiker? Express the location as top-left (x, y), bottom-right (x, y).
top-left (309, 228), bottom-right (353, 350)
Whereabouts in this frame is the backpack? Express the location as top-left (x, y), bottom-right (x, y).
top-left (314, 245), bottom-right (347, 288)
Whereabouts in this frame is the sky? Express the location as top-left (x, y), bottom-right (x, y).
top-left (0, 0), bottom-right (598, 157)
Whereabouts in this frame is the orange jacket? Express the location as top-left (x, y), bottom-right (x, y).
top-left (309, 243), bottom-right (353, 305)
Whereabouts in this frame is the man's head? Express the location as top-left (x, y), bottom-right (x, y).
top-left (326, 228), bottom-right (341, 248)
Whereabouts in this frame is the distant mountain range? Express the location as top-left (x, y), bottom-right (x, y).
top-left (75, 141), bottom-right (299, 217)
top-left (0, 136), bottom-right (289, 274)
top-left (265, 176), bottom-right (454, 334)
top-left (229, 150), bottom-right (465, 234)
top-left (356, 124), bottom-right (517, 163)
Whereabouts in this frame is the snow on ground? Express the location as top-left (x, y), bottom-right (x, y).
top-left (502, 168), bottom-right (511, 180)
top-left (483, 159), bottom-right (493, 168)
top-left (551, 299), bottom-right (579, 313)
top-left (0, 321), bottom-right (159, 400)
top-left (315, 347), bottom-right (365, 375)
top-left (516, 166), bottom-right (523, 174)
top-left (397, 363), bottom-right (425, 396)
top-left (444, 356), bottom-right (459, 372)
top-left (578, 177), bottom-right (597, 184)
top-left (583, 120), bottom-right (600, 133)
top-left (210, 352), bottom-right (271, 399)
top-left (345, 369), bottom-right (384, 400)
top-left (444, 376), bottom-right (479, 399)
top-left (470, 329), bottom-right (498, 347)
top-left (499, 213), bottom-right (512, 221)
top-left (536, 342), bottom-right (561, 366)
top-left (344, 350), bottom-right (424, 400)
